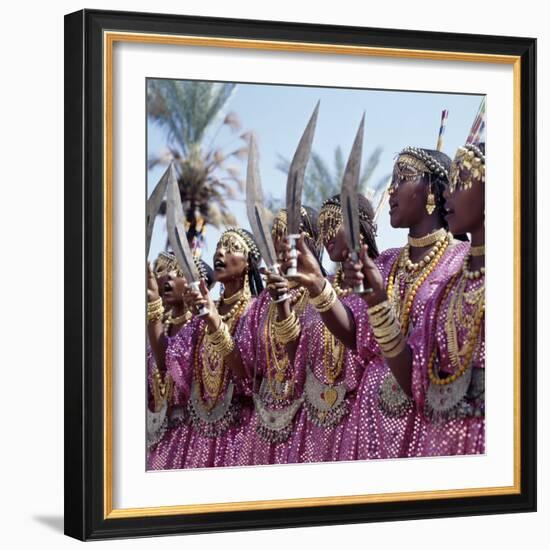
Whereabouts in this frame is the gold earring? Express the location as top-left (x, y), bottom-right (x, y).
top-left (243, 268), bottom-right (251, 298)
top-left (425, 183), bottom-right (436, 215)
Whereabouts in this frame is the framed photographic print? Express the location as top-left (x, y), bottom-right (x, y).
top-left (64, 8), bottom-right (536, 541)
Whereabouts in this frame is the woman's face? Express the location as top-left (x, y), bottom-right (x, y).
top-left (213, 233), bottom-right (249, 285)
top-left (443, 168), bottom-right (485, 235)
top-left (323, 224), bottom-right (349, 263)
top-left (154, 258), bottom-right (175, 304)
top-left (162, 270), bottom-right (188, 307)
top-left (388, 163), bottom-right (431, 229)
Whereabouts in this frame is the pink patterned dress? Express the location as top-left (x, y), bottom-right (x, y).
top-left (146, 337), bottom-right (192, 470)
top-left (287, 287), bottom-right (369, 464)
top-left (408, 266), bottom-right (485, 456)
top-left (234, 288), bottom-right (312, 466)
top-left (350, 241), bottom-right (469, 460)
top-left (149, 299), bottom-right (255, 469)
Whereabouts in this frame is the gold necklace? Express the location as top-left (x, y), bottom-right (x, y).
top-left (197, 294), bottom-right (251, 408)
top-left (387, 232), bottom-right (450, 334)
top-left (323, 327), bottom-right (345, 385)
top-left (333, 268), bottom-right (352, 298)
top-left (265, 304), bottom-right (293, 399)
top-left (463, 255), bottom-right (485, 279)
top-left (290, 286), bottom-right (309, 316)
top-left (407, 227), bottom-right (447, 248)
top-left (151, 367), bottom-right (174, 411)
top-left (429, 271), bottom-right (485, 385)
top-left (470, 244), bottom-right (485, 257)
top-left (264, 286), bottom-right (308, 400)
top-left (163, 309), bottom-right (192, 336)
top-left (221, 288), bottom-right (244, 305)
top-left (401, 231), bottom-right (448, 272)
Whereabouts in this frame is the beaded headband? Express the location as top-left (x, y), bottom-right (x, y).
top-left (154, 251), bottom-right (209, 281)
top-left (154, 251), bottom-right (178, 276)
top-left (318, 196), bottom-right (376, 245)
top-left (271, 207), bottom-right (312, 241)
top-left (219, 227), bottom-right (261, 263)
top-left (393, 146), bottom-right (449, 183)
top-left (449, 143), bottom-right (485, 192)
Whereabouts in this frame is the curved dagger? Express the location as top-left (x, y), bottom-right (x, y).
top-left (165, 163), bottom-right (208, 316)
top-left (285, 101), bottom-right (320, 276)
top-left (246, 135), bottom-right (289, 302)
top-left (146, 164), bottom-right (170, 257)
top-left (341, 114), bottom-right (368, 293)
top-left (246, 135), bottom-right (277, 267)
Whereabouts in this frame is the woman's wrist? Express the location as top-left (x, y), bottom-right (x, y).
top-left (363, 289), bottom-right (387, 307)
top-left (276, 299), bottom-right (291, 320)
top-left (307, 274), bottom-right (326, 297)
top-left (206, 311), bottom-right (221, 333)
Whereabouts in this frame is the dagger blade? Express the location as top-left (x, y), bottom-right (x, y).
top-left (246, 135), bottom-right (277, 266)
top-left (341, 114), bottom-right (365, 253)
top-left (146, 164), bottom-right (170, 257)
top-left (286, 101), bottom-right (320, 235)
top-left (166, 164), bottom-right (200, 282)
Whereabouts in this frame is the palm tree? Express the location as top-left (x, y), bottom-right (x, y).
top-left (147, 79), bottom-right (249, 249)
top-left (275, 146), bottom-right (389, 212)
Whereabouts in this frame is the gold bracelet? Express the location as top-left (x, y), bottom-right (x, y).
top-left (380, 336), bottom-right (406, 358)
top-left (206, 321), bottom-right (235, 357)
top-left (309, 280), bottom-right (332, 306)
top-left (371, 304), bottom-right (404, 350)
top-left (147, 297), bottom-right (163, 312)
top-left (273, 311), bottom-right (301, 344)
top-left (147, 305), bottom-right (165, 323)
top-left (374, 324), bottom-right (403, 343)
top-left (367, 299), bottom-right (392, 316)
top-left (315, 290), bottom-right (338, 313)
top-left (371, 309), bottom-right (393, 330)
top-left (310, 281), bottom-right (338, 313)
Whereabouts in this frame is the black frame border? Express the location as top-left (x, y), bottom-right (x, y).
top-left (64, 9), bottom-right (536, 541)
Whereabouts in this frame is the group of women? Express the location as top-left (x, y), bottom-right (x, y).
top-left (145, 138), bottom-right (486, 470)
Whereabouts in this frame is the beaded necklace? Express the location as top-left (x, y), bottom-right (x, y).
top-left (194, 294), bottom-right (250, 410)
top-left (264, 287), bottom-right (309, 401)
top-left (163, 309), bottom-right (193, 337)
top-left (386, 232), bottom-right (451, 335)
top-left (321, 268), bottom-right (351, 386)
top-left (428, 257), bottom-right (485, 386)
top-left (151, 367), bottom-right (174, 412)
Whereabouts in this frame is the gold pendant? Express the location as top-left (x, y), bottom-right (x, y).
top-left (323, 387), bottom-right (338, 408)
top-left (275, 371), bottom-right (286, 383)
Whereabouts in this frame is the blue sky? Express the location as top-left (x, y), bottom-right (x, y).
top-left (147, 80), bottom-right (483, 273)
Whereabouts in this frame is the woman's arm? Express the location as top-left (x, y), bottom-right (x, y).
top-left (343, 245), bottom-right (412, 396)
top-left (282, 233), bottom-right (358, 349)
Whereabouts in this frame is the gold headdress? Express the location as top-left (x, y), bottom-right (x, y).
top-left (449, 143), bottom-right (485, 192)
top-left (271, 207), bottom-right (311, 243)
top-left (218, 227), bottom-right (261, 263)
top-left (154, 251), bottom-right (209, 281)
top-left (318, 195), bottom-right (376, 245)
top-left (392, 146), bottom-right (449, 184)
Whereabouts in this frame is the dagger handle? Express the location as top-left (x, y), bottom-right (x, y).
top-left (189, 280), bottom-right (209, 317)
top-left (286, 234), bottom-right (300, 278)
top-left (350, 250), bottom-right (366, 294)
top-left (267, 264), bottom-right (290, 303)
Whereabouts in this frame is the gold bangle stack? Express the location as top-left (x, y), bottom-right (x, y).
top-left (309, 280), bottom-right (337, 313)
top-left (147, 297), bottom-right (165, 323)
top-left (367, 300), bottom-right (406, 358)
top-left (205, 320), bottom-right (235, 359)
top-left (273, 311), bottom-right (301, 345)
